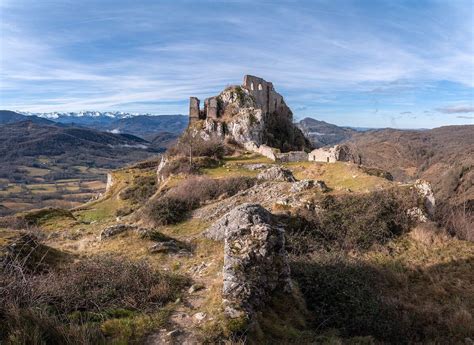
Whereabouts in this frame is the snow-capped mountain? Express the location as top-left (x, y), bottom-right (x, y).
top-left (17, 111), bottom-right (150, 120)
top-left (12, 110), bottom-right (189, 140)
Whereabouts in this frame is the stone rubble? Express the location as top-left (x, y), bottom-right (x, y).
top-left (257, 166), bottom-right (296, 182)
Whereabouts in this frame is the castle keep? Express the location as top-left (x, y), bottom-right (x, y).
top-left (188, 75), bottom-right (286, 124)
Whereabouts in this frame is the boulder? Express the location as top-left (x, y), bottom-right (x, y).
top-left (414, 180), bottom-right (436, 217)
top-left (257, 166), bottom-right (296, 182)
top-left (290, 179), bottom-right (328, 193)
top-left (100, 224), bottom-right (135, 240)
top-left (205, 203), bottom-right (291, 319)
top-left (242, 163), bottom-right (273, 171)
top-left (149, 241), bottom-right (181, 254)
top-left (203, 203), bottom-right (273, 241)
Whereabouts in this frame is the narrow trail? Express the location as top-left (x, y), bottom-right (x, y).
top-left (146, 260), bottom-right (219, 345)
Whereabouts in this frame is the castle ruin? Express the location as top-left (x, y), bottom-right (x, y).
top-left (188, 75), bottom-right (286, 124)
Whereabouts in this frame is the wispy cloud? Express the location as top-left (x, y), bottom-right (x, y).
top-left (0, 0), bottom-right (473, 128)
top-left (436, 105), bottom-right (474, 114)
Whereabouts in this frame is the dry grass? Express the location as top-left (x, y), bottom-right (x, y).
top-left (0, 236), bottom-right (190, 345)
top-left (286, 161), bottom-right (394, 193)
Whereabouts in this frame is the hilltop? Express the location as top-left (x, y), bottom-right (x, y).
top-left (0, 76), bottom-right (473, 344)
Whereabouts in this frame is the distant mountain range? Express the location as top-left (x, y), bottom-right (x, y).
top-left (10, 110), bottom-right (189, 141)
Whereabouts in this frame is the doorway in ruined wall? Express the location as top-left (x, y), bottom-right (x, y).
top-left (327, 157), bottom-right (329, 163)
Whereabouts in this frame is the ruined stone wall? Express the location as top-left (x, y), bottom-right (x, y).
top-left (242, 75), bottom-right (285, 115)
top-left (276, 151), bottom-right (309, 163)
top-left (308, 146), bottom-right (339, 163)
top-left (205, 97), bottom-right (218, 119)
top-left (189, 97), bottom-right (200, 124)
top-left (308, 145), bottom-right (354, 163)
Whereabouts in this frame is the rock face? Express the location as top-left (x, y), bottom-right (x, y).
top-left (414, 180), bottom-right (436, 217)
top-left (105, 173), bottom-right (114, 192)
top-left (204, 203), bottom-right (291, 319)
top-left (257, 166), bottom-right (296, 182)
top-left (187, 75), bottom-right (310, 153)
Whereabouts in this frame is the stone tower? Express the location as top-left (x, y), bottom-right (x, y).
top-left (189, 97), bottom-right (200, 124)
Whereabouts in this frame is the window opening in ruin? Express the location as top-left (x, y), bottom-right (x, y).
top-left (327, 157), bottom-right (329, 163)
top-left (250, 82), bottom-right (254, 90)
top-left (258, 83), bottom-right (263, 90)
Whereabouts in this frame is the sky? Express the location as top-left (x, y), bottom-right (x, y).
top-left (0, 0), bottom-right (473, 128)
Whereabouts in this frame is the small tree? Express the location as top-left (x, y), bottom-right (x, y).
top-left (178, 129), bottom-right (200, 166)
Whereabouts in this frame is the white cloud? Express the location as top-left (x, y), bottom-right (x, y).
top-left (0, 0), bottom-right (472, 116)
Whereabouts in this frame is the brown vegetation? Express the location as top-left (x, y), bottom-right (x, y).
top-left (145, 176), bottom-right (256, 226)
top-left (0, 233), bottom-right (189, 344)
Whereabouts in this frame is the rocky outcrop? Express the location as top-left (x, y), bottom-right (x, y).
top-left (105, 173), bottom-right (114, 192)
top-left (257, 166), bottom-right (296, 182)
top-left (414, 180), bottom-right (436, 217)
top-left (204, 203), bottom-right (291, 320)
top-left (187, 75), bottom-right (310, 153)
top-left (100, 224), bottom-right (136, 240)
top-left (290, 179), bottom-right (328, 193)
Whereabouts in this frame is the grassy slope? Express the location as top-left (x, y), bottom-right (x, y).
top-left (1, 153), bottom-right (472, 343)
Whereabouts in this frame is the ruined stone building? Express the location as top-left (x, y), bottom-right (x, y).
top-left (308, 145), bottom-right (352, 163)
top-left (188, 75), bottom-right (287, 124)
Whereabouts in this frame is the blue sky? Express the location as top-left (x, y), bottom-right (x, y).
top-left (0, 0), bottom-right (473, 128)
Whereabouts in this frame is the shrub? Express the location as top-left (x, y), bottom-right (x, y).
top-left (159, 156), bottom-right (220, 179)
top-left (120, 175), bottom-right (157, 204)
top-left (436, 201), bottom-right (473, 241)
top-left (145, 176), bottom-right (256, 226)
top-left (284, 189), bottom-right (417, 253)
top-left (145, 196), bottom-right (191, 226)
top-left (0, 256), bottom-right (190, 344)
top-left (167, 176), bottom-right (256, 206)
top-left (168, 131), bottom-right (226, 160)
top-left (291, 256), bottom-right (406, 341)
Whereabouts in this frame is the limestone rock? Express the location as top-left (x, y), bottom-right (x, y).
top-left (414, 180), bottom-right (436, 217)
top-left (407, 207), bottom-right (428, 223)
top-left (100, 224), bottom-right (135, 240)
top-left (187, 75), bottom-right (310, 152)
top-left (193, 312), bottom-right (206, 322)
top-left (290, 179), bottom-right (328, 193)
top-left (242, 163), bottom-right (274, 171)
top-left (149, 241), bottom-right (183, 254)
top-left (257, 166), bottom-right (296, 182)
top-left (205, 203), bottom-right (291, 319)
top-left (203, 203), bottom-right (273, 241)
top-left (105, 173), bottom-right (114, 192)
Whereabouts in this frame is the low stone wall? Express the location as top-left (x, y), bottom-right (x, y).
top-left (244, 142), bottom-right (278, 161)
top-left (276, 151), bottom-right (308, 163)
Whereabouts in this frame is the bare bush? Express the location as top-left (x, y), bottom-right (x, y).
top-left (158, 156), bottom-right (220, 179)
top-left (284, 189), bottom-right (418, 253)
top-left (436, 201), bottom-right (474, 241)
top-left (168, 131), bottom-right (225, 161)
top-left (0, 255), bottom-right (190, 344)
top-left (167, 176), bottom-right (256, 206)
top-left (144, 176), bottom-right (256, 226)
